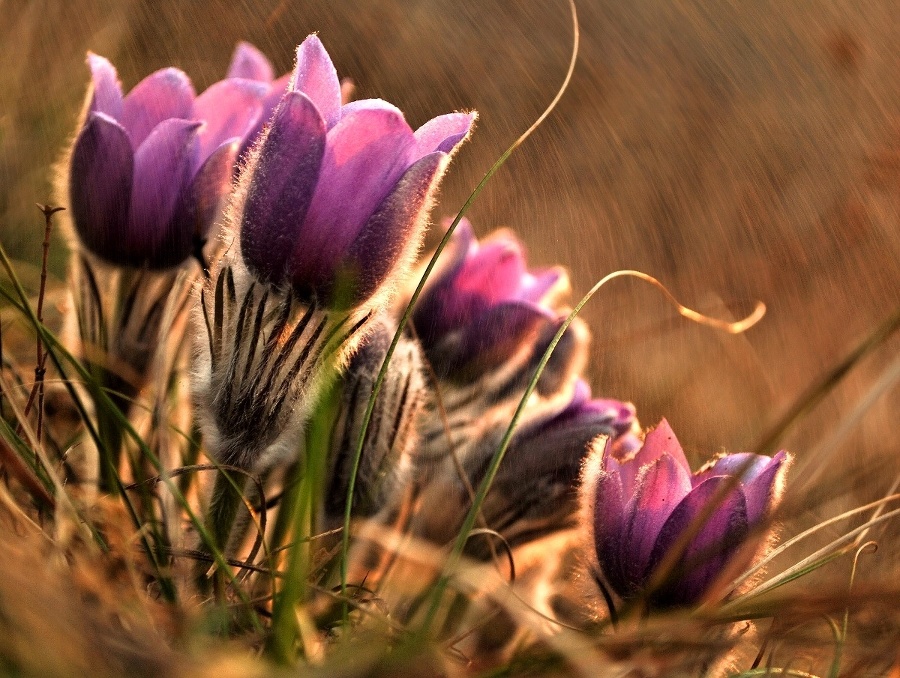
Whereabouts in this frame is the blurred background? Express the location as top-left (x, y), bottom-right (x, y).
top-left (2, 0), bottom-right (898, 560)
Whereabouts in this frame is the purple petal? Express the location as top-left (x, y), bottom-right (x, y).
top-left (648, 476), bottom-right (749, 606)
top-left (127, 119), bottom-right (200, 263)
top-left (289, 104), bottom-right (416, 289)
top-left (339, 98), bottom-right (400, 118)
top-left (329, 152), bottom-right (446, 307)
top-left (69, 113), bottom-right (134, 262)
top-left (638, 419), bottom-right (691, 472)
top-left (169, 138), bottom-right (239, 264)
top-left (194, 78), bottom-right (267, 162)
top-left (693, 452), bottom-right (772, 489)
top-left (86, 53), bottom-right (123, 120)
top-left (238, 72), bottom-right (293, 158)
top-left (227, 41), bottom-right (274, 82)
top-left (240, 92), bottom-right (326, 285)
top-left (413, 111), bottom-right (476, 157)
top-left (454, 235), bottom-right (529, 308)
top-left (741, 451), bottom-right (788, 526)
top-left (520, 269), bottom-right (565, 305)
top-left (121, 67), bottom-right (195, 150)
top-left (589, 441), bottom-right (630, 596)
top-left (291, 35), bottom-right (341, 129)
top-left (621, 453), bottom-right (692, 588)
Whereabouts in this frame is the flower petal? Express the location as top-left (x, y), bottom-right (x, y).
top-left (227, 41), bottom-right (274, 82)
top-left (741, 451), bottom-right (789, 526)
top-left (453, 235), bottom-right (529, 310)
top-left (289, 104), bottom-right (416, 290)
top-left (86, 53), bottom-right (123, 120)
top-left (169, 138), bottom-right (239, 264)
top-left (240, 91), bottom-right (326, 285)
top-left (69, 113), bottom-right (133, 262)
top-left (693, 452), bottom-right (772, 489)
top-left (127, 119), bottom-right (200, 264)
top-left (647, 476), bottom-right (749, 606)
top-left (238, 72), bottom-right (293, 158)
top-left (413, 111), bottom-right (476, 157)
top-left (291, 35), bottom-right (341, 129)
top-left (121, 67), bottom-right (195, 149)
top-left (412, 219), bottom-right (476, 343)
top-left (636, 419), bottom-right (691, 472)
top-left (446, 301), bottom-right (553, 376)
top-left (588, 440), bottom-right (629, 596)
top-left (329, 152), bottom-right (446, 307)
top-left (194, 78), bottom-right (267, 162)
top-left (621, 453), bottom-right (693, 589)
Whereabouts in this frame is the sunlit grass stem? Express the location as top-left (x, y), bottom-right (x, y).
top-left (339, 0), bottom-right (581, 622)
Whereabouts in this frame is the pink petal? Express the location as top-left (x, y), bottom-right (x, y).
top-left (413, 111), bottom-right (476, 157)
top-left (291, 104), bottom-right (416, 285)
top-left (86, 53), bottom-right (123, 120)
top-left (291, 35), bottom-right (341, 129)
top-left (622, 453), bottom-right (693, 586)
top-left (227, 41), bottom-right (274, 82)
top-left (638, 419), bottom-right (691, 472)
top-left (194, 78), bottom-right (267, 162)
top-left (121, 67), bottom-right (195, 149)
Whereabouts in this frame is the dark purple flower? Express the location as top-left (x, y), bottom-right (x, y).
top-left (583, 419), bottom-right (789, 608)
top-left (68, 53), bottom-right (266, 269)
top-left (237, 35), bottom-right (475, 309)
top-left (412, 219), bottom-right (571, 379)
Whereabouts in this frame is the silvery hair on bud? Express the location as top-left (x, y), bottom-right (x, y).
top-left (324, 316), bottom-right (427, 528)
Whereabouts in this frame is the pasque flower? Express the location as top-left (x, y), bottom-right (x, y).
top-left (195, 35), bottom-right (474, 472)
top-left (582, 419), bottom-right (789, 608)
top-left (68, 53), bottom-right (266, 268)
top-left (236, 34), bottom-right (475, 309)
top-left (413, 219), bottom-right (570, 380)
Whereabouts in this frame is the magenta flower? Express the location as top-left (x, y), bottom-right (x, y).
top-left (69, 53), bottom-right (266, 268)
top-left (584, 419), bottom-right (789, 608)
top-left (412, 220), bottom-right (569, 378)
top-left (237, 35), bottom-right (475, 308)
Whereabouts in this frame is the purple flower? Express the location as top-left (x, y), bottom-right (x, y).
top-left (68, 53), bottom-right (266, 269)
top-left (237, 35), bottom-right (475, 309)
top-left (583, 419), bottom-right (789, 608)
top-left (412, 220), bottom-right (570, 379)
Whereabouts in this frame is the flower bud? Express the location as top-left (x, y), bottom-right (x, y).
top-left (582, 419), bottom-right (789, 608)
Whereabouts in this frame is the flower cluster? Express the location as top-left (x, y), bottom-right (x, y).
top-left (57, 31), bottom-right (793, 630)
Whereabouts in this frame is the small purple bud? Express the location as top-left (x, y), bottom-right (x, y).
top-left (412, 220), bottom-right (571, 380)
top-left (582, 419), bottom-right (790, 608)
